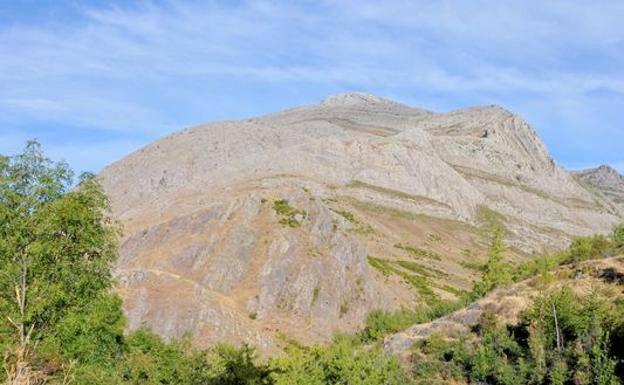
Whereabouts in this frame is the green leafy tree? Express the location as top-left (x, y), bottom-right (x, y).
top-left (470, 226), bottom-right (511, 299)
top-left (0, 141), bottom-right (120, 382)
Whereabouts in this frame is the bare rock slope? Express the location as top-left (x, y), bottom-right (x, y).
top-left (574, 165), bottom-right (624, 211)
top-left (99, 92), bottom-right (624, 353)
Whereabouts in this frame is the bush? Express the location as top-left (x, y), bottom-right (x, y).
top-left (566, 235), bottom-right (613, 263)
top-left (362, 308), bottom-right (428, 341)
top-left (361, 300), bottom-right (464, 342)
top-left (613, 224), bottom-right (624, 246)
top-left (469, 226), bottom-right (511, 300)
top-left (273, 199), bottom-right (306, 227)
top-left (411, 287), bottom-right (624, 385)
top-left (269, 335), bottom-right (410, 385)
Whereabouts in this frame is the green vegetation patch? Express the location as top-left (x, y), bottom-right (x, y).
top-left (361, 300), bottom-right (464, 342)
top-left (350, 222), bottom-right (376, 236)
top-left (459, 260), bottom-right (486, 272)
top-left (345, 196), bottom-right (425, 220)
top-left (367, 255), bottom-right (395, 277)
top-left (395, 243), bottom-right (443, 261)
top-left (476, 204), bottom-right (508, 230)
top-left (368, 256), bottom-right (447, 306)
top-left (311, 285), bottom-right (320, 305)
top-left (330, 208), bottom-right (356, 223)
top-left (344, 196), bottom-right (477, 235)
top-left (329, 206), bottom-right (376, 236)
top-left (395, 260), bottom-right (448, 279)
top-left (438, 284), bottom-right (466, 297)
top-left (347, 180), bottom-right (450, 208)
top-left (411, 288), bottom-right (624, 385)
top-left (273, 199), bottom-right (307, 227)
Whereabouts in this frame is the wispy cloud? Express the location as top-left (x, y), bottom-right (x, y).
top-left (0, 0), bottom-right (622, 172)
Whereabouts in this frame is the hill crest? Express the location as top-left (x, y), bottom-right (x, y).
top-left (98, 93), bottom-right (624, 353)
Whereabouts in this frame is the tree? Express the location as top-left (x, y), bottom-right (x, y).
top-left (613, 224), bottom-right (624, 246)
top-left (470, 226), bottom-right (511, 299)
top-left (0, 141), bottom-right (120, 383)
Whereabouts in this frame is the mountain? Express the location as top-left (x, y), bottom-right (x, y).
top-left (98, 92), bottom-right (623, 354)
top-left (574, 165), bottom-right (624, 211)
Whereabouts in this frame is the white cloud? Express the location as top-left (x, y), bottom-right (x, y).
top-left (2, 1), bottom-right (622, 94)
top-left (0, 96), bottom-right (172, 133)
top-left (0, 0), bottom-right (622, 170)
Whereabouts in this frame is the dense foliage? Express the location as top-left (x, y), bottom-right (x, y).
top-left (269, 334), bottom-right (409, 385)
top-left (411, 288), bottom-right (624, 385)
top-left (0, 141), bottom-right (121, 383)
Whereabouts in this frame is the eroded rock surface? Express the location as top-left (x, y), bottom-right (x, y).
top-left (575, 165), bottom-right (624, 212)
top-left (99, 92), bottom-right (624, 353)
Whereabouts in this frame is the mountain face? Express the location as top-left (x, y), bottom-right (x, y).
top-left (98, 92), bottom-right (624, 354)
top-left (574, 165), bottom-right (624, 211)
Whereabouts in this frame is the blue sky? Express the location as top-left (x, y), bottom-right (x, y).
top-left (0, 1), bottom-right (622, 174)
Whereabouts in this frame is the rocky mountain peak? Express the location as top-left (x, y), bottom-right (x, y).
top-left (575, 165), bottom-right (624, 191)
top-left (321, 92), bottom-right (401, 107)
top-left (574, 165), bottom-right (624, 213)
top-left (98, 93), bottom-right (624, 354)
top-left (595, 164), bottom-right (622, 177)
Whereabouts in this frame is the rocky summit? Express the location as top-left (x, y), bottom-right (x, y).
top-left (574, 165), bottom-right (624, 212)
top-left (98, 92), bottom-right (624, 354)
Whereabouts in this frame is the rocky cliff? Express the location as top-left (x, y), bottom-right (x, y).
top-left (574, 165), bottom-right (624, 211)
top-left (98, 92), bottom-right (624, 353)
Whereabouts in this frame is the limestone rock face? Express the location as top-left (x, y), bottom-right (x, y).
top-left (574, 165), bottom-right (624, 212)
top-left (98, 93), bottom-right (623, 353)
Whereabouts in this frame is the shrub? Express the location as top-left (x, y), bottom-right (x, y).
top-left (411, 287), bottom-right (624, 385)
top-left (566, 235), bottom-right (613, 263)
top-left (361, 300), bottom-right (463, 342)
top-left (273, 199), bottom-right (306, 227)
top-left (469, 226), bottom-right (511, 300)
top-left (269, 335), bottom-right (410, 385)
top-left (613, 224), bottom-right (624, 246)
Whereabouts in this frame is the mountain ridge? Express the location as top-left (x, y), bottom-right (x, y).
top-left (98, 92), bottom-right (624, 353)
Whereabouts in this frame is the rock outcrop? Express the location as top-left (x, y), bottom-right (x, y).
top-left (574, 165), bottom-right (624, 212)
top-left (98, 92), bottom-right (624, 353)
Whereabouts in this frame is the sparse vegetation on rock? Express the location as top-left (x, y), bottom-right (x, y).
top-left (394, 243), bottom-right (444, 261)
top-left (410, 287), bottom-right (624, 385)
top-left (273, 199), bottom-right (306, 227)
